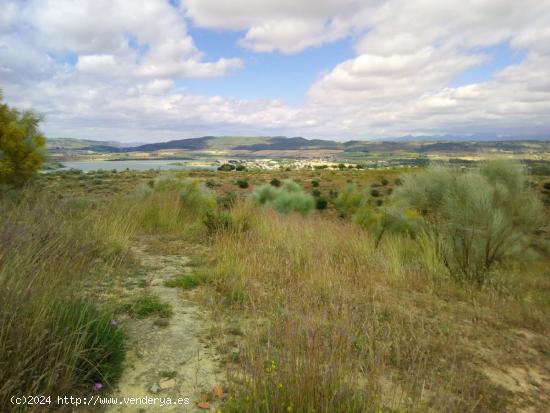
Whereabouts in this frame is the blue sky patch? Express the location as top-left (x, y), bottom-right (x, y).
top-left (451, 41), bottom-right (526, 87)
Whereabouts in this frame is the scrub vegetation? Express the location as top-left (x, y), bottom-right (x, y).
top-left (0, 156), bottom-right (549, 412)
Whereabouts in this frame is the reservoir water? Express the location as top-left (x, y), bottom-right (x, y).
top-left (57, 160), bottom-right (216, 172)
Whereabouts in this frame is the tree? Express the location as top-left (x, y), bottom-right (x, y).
top-left (0, 92), bottom-right (45, 187)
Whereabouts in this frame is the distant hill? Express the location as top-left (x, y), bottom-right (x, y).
top-left (127, 136), bottom-right (215, 152)
top-left (47, 136), bottom-right (550, 160)
top-left (233, 136), bottom-right (341, 151)
top-left (46, 138), bottom-right (120, 152)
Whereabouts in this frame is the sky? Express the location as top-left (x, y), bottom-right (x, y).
top-left (1, 0), bottom-right (550, 142)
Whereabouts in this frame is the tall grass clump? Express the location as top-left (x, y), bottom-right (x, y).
top-left (394, 161), bottom-right (543, 283)
top-left (250, 179), bottom-right (314, 215)
top-left (0, 190), bottom-right (133, 410)
top-left (135, 176), bottom-right (215, 232)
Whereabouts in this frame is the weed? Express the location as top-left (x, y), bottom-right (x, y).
top-left (120, 294), bottom-right (173, 318)
top-left (163, 273), bottom-right (205, 290)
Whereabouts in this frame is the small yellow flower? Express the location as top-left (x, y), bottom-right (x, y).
top-left (277, 383), bottom-right (283, 389)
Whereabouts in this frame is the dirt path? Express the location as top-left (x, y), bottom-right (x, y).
top-left (105, 238), bottom-right (223, 413)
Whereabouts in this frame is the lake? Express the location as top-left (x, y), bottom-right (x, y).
top-left (57, 160), bottom-right (217, 172)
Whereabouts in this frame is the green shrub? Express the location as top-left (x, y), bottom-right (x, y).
top-left (315, 197), bottom-right (328, 210)
top-left (250, 180), bottom-right (314, 215)
top-left (370, 188), bottom-right (381, 197)
top-left (141, 177), bottom-right (216, 223)
top-left (0, 92), bottom-right (45, 187)
top-left (218, 163), bottom-right (235, 171)
top-left (334, 184), bottom-right (364, 218)
top-left (251, 184), bottom-right (278, 204)
top-left (381, 178), bottom-right (389, 186)
top-left (312, 189), bottom-right (321, 197)
top-left (270, 178), bottom-right (281, 187)
top-left (177, 179), bottom-right (216, 216)
top-left (311, 179), bottom-right (320, 187)
top-left (543, 182), bottom-right (550, 191)
top-left (236, 178), bottom-right (249, 188)
top-left (272, 190), bottom-right (315, 215)
top-left (235, 164), bottom-right (247, 171)
top-left (394, 161), bottom-right (543, 283)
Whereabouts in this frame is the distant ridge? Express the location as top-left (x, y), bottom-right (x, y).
top-left (46, 135), bottom-right (550, 155)
top-left (127, 136), bottom-right (216, 152)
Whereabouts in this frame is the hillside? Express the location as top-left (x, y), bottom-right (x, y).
top-left (46, 136), bottom-right (550, 163)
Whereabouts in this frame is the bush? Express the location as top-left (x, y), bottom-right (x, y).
top-left (270, 178), bottom-right (282, 187)
top-left (178, 179), bottom-right (216, 216)
top-left (543, 182), bottom-right (550, 191)
top-left (311, 179), bottom-right (320, 187)
top-left (250, 180), bottom-right (314, 215)
top-left (370, 189), bottom-right (381, 197)
top-left (218, 163), bottom-right (235, 171)
top-left (312, 189), bottom-right (321, 197)
top-left (204, 200), bottom-right (254, 234)
top-left (235, 164), bottom-right (247, 171)
top-left (250, 184), bottom-right (278, 204)
top-left (381, 178), bottom-right (389, 186)
top-left (334, 184), bottom-right (364, 218)
top-left (394, 161), bottom-right (543, 283)
top-left (271, 190), bottom-right (315, 215)
top-left (236, 178), bottom-right (249, 188)
top-left (0, 92), bottom-right (45, 187)
top-left (315, 197), bottom-right (328, 210)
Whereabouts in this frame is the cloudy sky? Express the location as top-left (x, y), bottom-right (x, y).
top-left (1, 0), bottom-right (550, 142)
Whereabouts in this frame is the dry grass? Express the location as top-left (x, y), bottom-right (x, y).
top-left (202, 207), bottom-right (549, 412)
top-left (0, 190), bottom-right (136, 410)
top-left (3, 168), bottom-right (548, 412)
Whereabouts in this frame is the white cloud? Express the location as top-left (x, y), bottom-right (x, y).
top-left (3, 0), bottom-right (243, 80)
top-left (1, 0), bottom-right (550, 140)
top-left (183, 0), bottom-right (369, 54)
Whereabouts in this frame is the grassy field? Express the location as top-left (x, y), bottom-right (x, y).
top-left (1, 163), bottom-right (549, 412)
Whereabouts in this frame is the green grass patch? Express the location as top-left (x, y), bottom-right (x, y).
top-left (120, 294), bottom-right (173, 318)
top-left (163, 272), bottom-right (205, 290)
